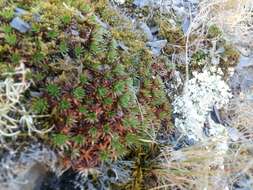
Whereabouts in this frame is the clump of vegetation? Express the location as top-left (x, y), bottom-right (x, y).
top-left (156, 16), bottom-right (185, 55)
top-left (0, 0), bottom-right (171, 170)
top-left (207, 25), bottom-right (223, 39)
top-left (220, 42), bottom-right (240, 67)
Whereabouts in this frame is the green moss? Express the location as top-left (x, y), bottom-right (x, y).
top-left (32, 98), bottom-right (48, 114)
top-left (47, 84), bottom-right (60, 98)
top-left (1, 24), bottom-right (12, 34)
top-left (207, 25), bottom-right (222, 39)
top-left (52, 134), bottom-right (69, 146)
top-left (222, 43), bottom-right (240, 66)
top-left (192, 50), bottom-right (207, 63)
top-left (59, 99), bottom-right (71, 110)
top-left (4, 33), bottom-right (16, 45)
top-left (156, 16), bottom-right (185, 54)
top-left (112, 144), bottom-right (161, 190)
top-left (0, 7), bottom-right (14, 21)
top-left (0, 0), bottom-right (172, 171)
top-left (72, 87), bottom-right (85, 100)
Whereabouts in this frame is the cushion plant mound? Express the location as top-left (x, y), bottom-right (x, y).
top-left (0, 0), bottom-right (171, 170)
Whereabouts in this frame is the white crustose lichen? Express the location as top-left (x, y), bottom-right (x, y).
top-left (173, 67), bottom-right (232, 141)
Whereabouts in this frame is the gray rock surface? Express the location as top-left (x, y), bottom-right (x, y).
top-left (139, 22), bottom-right (153, 41)
top-left (14, 8), bottom-right (28, 16)
top-left (147, 40), bottom-right (167, 56)
top-left (238, 55), bottom-right (253, 68)
top-left (133, 0), bottom-right (151, 8)
top-left (6, 164), bottom-right (48, 190)
top-left (10, 17), bottom-right (30, 33)
top-left (0, 145), bottom-right (59, 190)
top-left (147, 40), bottom-right (167, 48)
top-left (227, 127), bottom-right (240, 142)
top-left (233, 175), bottom-right (253, 190)
top-left (182, 16), bottom-right (190, 34)
top-left (230, 66), bottom-right (253, 93)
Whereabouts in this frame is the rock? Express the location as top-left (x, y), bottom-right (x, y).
top-left (174, 136), bottom-right (196, 150)
top-left (150, 26), bottom-right (159, 34)
top-left (227, 127), bottom-right (240, 142)
top-left (147, 40), bottom-right (167, 56)
top-left (233, 174), bottom-right (253, 190)
top-left (41, 161), bottom-right (133, 190)
top-left (117, 41), bottom-right (129, 51)
top-left (114, 0), bottom-right (126, 4)
top-left (182, 16), bottom-right (190, 34)
top-left (133, 0), bottom-right (151, 8)
top-left (7, 164), bottom-right (48, 190)
top-left (171, 0), bottom-right (183, 6)
top-left (14, 8), bottom-right (28, 16)
top-left (236, 45), bottom-right (253, 57)
top-left (139, 22), bottom-right (153, 41)
top-left (71, 29), bottom-right (79, 36)
top-left (40, 170), bottom-right (78, 190)
top-left (150, 47), bottom-right (162, 56)
top-left (30, 91), bottom-right (43, 97)
top-left (172, 6), bottom-right (187, 17)
top-left (216, 47), bottom-right (225, 54)
top-left (10, 17), bottom-right (31, 33)
top-left (0, 145), bottom-right (58, 190)
top-left (14, 7), bottom-right (40, 23)
top-left (162, 128), bottom-right (196, 150)
top-left (210, 105), bottom-right (223, 124)
top-left (190, 0), bottom-right (199, 4)
top-left (238, 55), bottom-right (253, 68)
top-left (147, 40), bottom-right (167, 48)
top-left (231, 66), bottom-right (253, 93)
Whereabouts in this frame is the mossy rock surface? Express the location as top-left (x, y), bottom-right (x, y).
top-left (0, 0), bottom-right (171, 170)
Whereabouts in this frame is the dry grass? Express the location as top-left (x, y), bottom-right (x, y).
top-left (153, 139), bottom-right (253, 189)
top-left (178, 0), bottom-right (253, 78)
top-left (225, 92), bottom-right (253, 187)
top-left (153, 91), bottom-right (253, 190)
top-left (152, 136), bottom-right (229, 190)
top-left (227, 92), bottom-right (253, 139)
top-left (193, 0), bottom-right (253, 49)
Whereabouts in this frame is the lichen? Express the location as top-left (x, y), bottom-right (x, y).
top-left (173, 67), bottom-right (232, 141)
